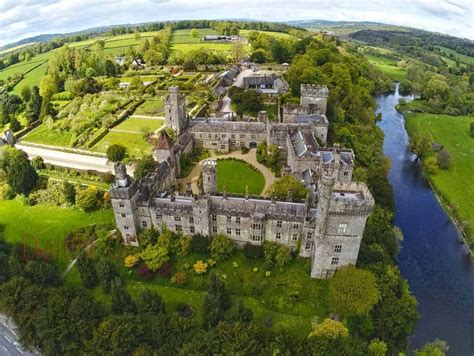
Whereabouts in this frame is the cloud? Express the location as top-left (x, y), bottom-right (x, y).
top-left (0, 0), bottom-right (472, 47)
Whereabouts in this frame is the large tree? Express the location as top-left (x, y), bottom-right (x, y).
top-left (3, 148), bottom-right (38, 195)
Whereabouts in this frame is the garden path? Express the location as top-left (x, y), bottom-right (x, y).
top-left (179, 148), bottom-right (277, 196)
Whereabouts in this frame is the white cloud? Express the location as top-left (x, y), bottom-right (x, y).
top-left (0, 0), bottom-right (472, 47)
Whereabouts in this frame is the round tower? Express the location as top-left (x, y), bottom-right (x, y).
top-left (202, 159), bottom-right (217, 195)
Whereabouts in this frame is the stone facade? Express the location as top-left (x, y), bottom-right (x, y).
top-left (164, 86), bottom-right (186, 135)
top-left (110, 83), bottom-right (374, 279)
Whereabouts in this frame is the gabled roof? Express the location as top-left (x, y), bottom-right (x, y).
top-left (153, 130), bottom-right (173, 150)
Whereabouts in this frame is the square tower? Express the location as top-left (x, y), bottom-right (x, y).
top-left (300, 84), bottom-right (329, 115)
top-left (165, 86), bottom-right (186, 135)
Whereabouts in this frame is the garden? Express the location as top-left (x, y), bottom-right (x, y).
top-left (216, 158), bottom-right (265, 195)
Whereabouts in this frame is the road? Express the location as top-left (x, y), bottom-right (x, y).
top-left (0, 315), bottom-right (40, 355)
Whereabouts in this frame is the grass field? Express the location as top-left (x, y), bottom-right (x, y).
top-left (240, 29), bottom-right (297, 40)
top-left (0, 200), bottom-right (113, 268)
top-left (171, 43), bottom-right (234, 53)
top-left (114, 117), bottom-right (164, 132)
top-left (90, 130), bottom-right (152, 157)
top-left (171, 28), bottom-right (219, 44)
top-left (435, 46), bottom-right (474, 65)
top-left (404, 111), bottom-right (474, 245)
top-left (365, 54), bottom-right (406, 81)
top-left (12, 61), bottom-right (49, 95)
top-left (134, 98), bottom-right (165, 115)
top-left (216, 159), bottom-right (265, 195)
top-left (23, 124), bottom-right (74, 147)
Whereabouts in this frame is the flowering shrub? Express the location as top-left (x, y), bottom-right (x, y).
top-left (207, 258), bottom-right (216, 267)
top-left (194, 260), bottom-right (208, 274)
top-left (124, 255), bottom-right (140, 268)
top-left (265, 271), bottom-right (271, 277)
top-left (157, 262), bottom-right (172, 278)
top-left (137, 262), bottom-right (154, 280)
top-left (183, 262), bottom-right (190, 270)
top-left (172, 271), bottom-right (188, 286)
top-left (232, 262), bottom-right (239, 268)
top-left (253, 267), bottom-right (259, 273)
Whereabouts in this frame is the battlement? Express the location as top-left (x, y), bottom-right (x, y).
top-left (168, 85), bottom-right (180, 95)
top-left (301, 84), bottom-right (329, 98)
top-left (329, 181), bottom-right (374, 215)
top-left (202, 159), bottom-right (217, 169)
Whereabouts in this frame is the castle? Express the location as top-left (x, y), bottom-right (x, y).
top-left (110, 84), bottom-right (374, 279)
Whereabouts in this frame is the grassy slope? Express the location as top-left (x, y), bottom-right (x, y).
top-left (240, 29), bottom-right (296, 39)
top-left (404, 110), bottom-right (474, 244)
top-left (365, 54), bottom-right (406, 81)
top-left (90, 130), bottom-right (152, 157)
top-left (22, 124), bottom-right (73, 147)
top-left (217, 159), bottom-right (265, 195)
top-left (435, 46), bottom-right (474, 65)
top-left (114, 117), bottom-right (164, 132)
top-left (0, 200), bottom-right (113, 268)
top-left (134, 98), bottom-right (164, 115)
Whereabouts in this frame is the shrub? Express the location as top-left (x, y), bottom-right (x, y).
top-left (106, 144), bottom-right (126, 162)
top-left (0, 183), bottom-right (14, 201)
top-left (263, 241), bottom-right (280, 264)
top-left (157, 262), bottom-right (172, 278)
top-left (243, 243), bottom-right (264, 259)
top-left (275, 245), bottom-right (292, 267)
top-left (172, 271), bottom-right (188, 286)
top-left (31, 156), bottom-right (45, 170)
top-left (423, 156), bottom-right (438, 174)
top-left (76, 186), bottom-right (101, 211)
top-left (124, 255), bottom-right (140, 268)
top-left (191, 234), bottom-right (210, 254)
top-left (194, 260), bottom-right (208, 274)
top-left (437, 148), bottom-right (452, 169)
top-left (139, 245), bottom-right (170, 272)
top-left (137, 262), bottom-right (154, 280)
top-left (138, 227), bottom-right (159, 246)
top-left (470, 122), bottom-right (474, 137)
top-left (210, 234), bottom-right (235, 261)
top-left (177, 235), bottom-right (192, 256)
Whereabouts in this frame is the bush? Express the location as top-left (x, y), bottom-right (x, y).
top-left (275, 245), bottom-right (292, 267)
top-left (172, 271), bottom-right (188, 286)
top-left (191, 234), bottom-right (210, 254)
top-left (437, 148), bottom-right (452, 169)
top-left (137, 262), bottom-right (154, 280)
top-left (243, 243), bottom-right (264, 259)
top-left (106, 144), bottom-right (126, 162)
top-left (124, 255), bottom-right (140, 268)
top-left (177, 235), bottom-right (192, 256)
top-left (76, 186), bottom-right (102, 211)
top-left (194, 260), bottom-right (208, 274)
top-left (470, 122), bottom-right (474, 137)
top-left (423, 156), bottom-right (438, 174)
top-left (210, 234), bottom-right (235, 261)
top-left (31, 156), bottom-right (45, 170)
top-left (263, 241), bottom-right (280, 264)
top-left (0, 182), bottom-right (14, 201)
top-left (138, 227), bottom-right (159, 246)
top-left (157, 262), bottom-right (172, 278)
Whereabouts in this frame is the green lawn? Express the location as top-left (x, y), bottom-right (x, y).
top-left (435, 46), bottom-right (474, 65)
top-left (171, 28), bottom-right (219, 44)
top-left (216, 159), bottom-right (265, 195)
top-left (240, 29), bottom-right (297, 40)
top-left (365, 54), bottom-right (406, 81)
top-left (404, 111), bottom-right (474, 245)
top-left (0, 200), bottom-right (113, 268)
top-left (90, 130), bottom-right (153, 157)
top-left (22, 124), bottom-right (74, 147)
top-left (12, 61), bottom-right (49, 95)
top-left (114, 117), bottom-right (164, 132)
top-left (134, 99), bottom-right (165, 116)
top-left (171, 43), bottom-right (235, 53)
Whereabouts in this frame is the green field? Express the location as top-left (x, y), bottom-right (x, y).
top-left (0, 200), bottom-right (113, 268)
top-left (90, 130), bottom-right (152, 157)
top-left (240, 29), bottom-right (296, 39)
top-left (216, 159), bottom-right (265, 195)
top-left (23, 124), bottom-right (74, 147)
top-left (134, 98), bottom-right (165, 115)
top-left (405, 111), bottom-right (474, 245)
top-left (114, 117), bottom-right (164, 132)
top-left (171, 28), bottom-right (219, 44)
top-left (435, 46), bottom-right (474, 65)
top-left (12, 61), bottom-right (49, 95)
top-left (171, 43), bottom-right (234, 53)
top-left (365, 54), bottom-right (406, 81)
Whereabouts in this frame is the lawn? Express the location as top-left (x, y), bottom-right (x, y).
top-left (12, 61), bottom-right (49, 95)
top-left (171, 28), bottom-right (219, 44)
top-left (0, 199), bottom-right (113, 268)
top-left (171, 43), bottom-right (234, 53)
top-left (0, 58), bottom-right (46, 82)
top-left (22, 124), bottom-right (74, 147)
top-left (365, 54), bottom-right (406, 81)
top-left (133, 99), bottom-right (165, 116)
top-left (435, 46), bottom-right (474, 65)
top-left (240, 29), bottom-right (297, 40)
top-left (114, 117), bottom-right (164, 132)
top-left (216, 159), bottom-right (265, 195)
top-left (90, 130), bottom-right (153, 157)
top-left (404, 110), bottom-right (474, 246)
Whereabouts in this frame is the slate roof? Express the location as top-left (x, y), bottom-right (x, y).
top-left (294, 114), bottom-right (328, 126)
top-left (289, 129), bottom-right (320, 157)
top-left (243, 74), bottom-right (276, 87)
top-left (188, 119), bottom-right (267, 134)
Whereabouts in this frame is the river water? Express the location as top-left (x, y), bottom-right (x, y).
top-left (376, 86), bottom-right (474, 355)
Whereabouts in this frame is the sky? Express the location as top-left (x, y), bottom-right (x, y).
top-left (0, 0), bottom-right (473, 47)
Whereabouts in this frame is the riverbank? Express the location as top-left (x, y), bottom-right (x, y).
top-left (397, 102), bottom-right (474, 252)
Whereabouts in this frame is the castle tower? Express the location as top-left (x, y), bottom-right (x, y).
top-left (300, 84), bottom-right (329, 115)
top-left (152, 130), bottom-right (179, 177)
top-left (164, 86), bottom-right (186, 135)
top-left (202, 159), bottom-right (217, 195)
top-left (110, 163), bottom-right (140, 246)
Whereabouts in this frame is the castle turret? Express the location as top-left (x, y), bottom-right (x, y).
top-left (202, 159), bottom-right (217, 195)
top-left (165, 86), bottom-right (186, 135)
top-left (300, 84), bottom-right (329, 115)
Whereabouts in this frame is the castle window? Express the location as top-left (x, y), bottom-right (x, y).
top-left (236, 217), bottom-right (241, 224)
top-left (142, 221), bottom-right (148, 228)
top-left (292, 234), bottom-right (298, 241)
top-left (221, 145), bottom-right (226, 150)
top-left (121, 213), bottom-right (126, 218)
top-left (212, 226), bottom-right (217, 233)
top-left (344, 171), bottom-right (349, 176)
top-left (176, 225), bottom-right (182, 232)
top-left (236, 229), bottom-right (241, 236)
top-left (222, 134), bottom-right (226, 138)
top-left (276, 232), bottom-right (281, 239)
top-left (231, 134), bottom-right (235, 139)
top-left (252, 223), bottom-right (262, 229)
top-left (252, 235), bottom-right (261, 241)
top-left (189, 217), bottom-right (194, 224)
top-left (307, 232), bottom-right (313, 240)
top-left (190, 226), bottom-right (195, 234)
top-left (334, 244), bottom-right (342, 253)
top-left (331, 257), bottom-right (339, 266)
top-left (174, 216), bottom-right (181, 222)
top-left (124, 226), bottom-right (129, 230)
top-left (208, 134), bottom-right (211, 138)
top-left (215, 134), bottom-right (218, 138)
top-left (212, 215), bottom-right (217, 222)
top-left (337, 223), bottom-right (347, 234)
top-left (240, 134), bottom-right (246, 138)
top-left (227, 228), bottom-right (232, 235)
top-left (227, 216), bottom-right (232, 223)
top-left (251, 135), bottom-right (256, 139)
top-left (305, 241), bottom-right (312, 250)
top-left (293, 223), bottom-right (299, 230)
top-left (276, 220), bottom-right (282, 228)
top-left (199, 133), bottom-right (203, 138)
top-left (119, 203), bottom-right (125, 208)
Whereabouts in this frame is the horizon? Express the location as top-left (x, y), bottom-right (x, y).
top-left (1, 0), bottom-right (473, 47)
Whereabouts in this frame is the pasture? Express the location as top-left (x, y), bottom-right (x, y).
top-left (216, 159), bottom-right (265, 195)
top-left (113, 117), bottom-right (164, 132)
top-left (365, 54), bottom-right (406, 81)
top-left (405, 112), bottom-right (474, 244)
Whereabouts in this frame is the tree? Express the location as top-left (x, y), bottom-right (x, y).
top-left (210, 234), bottom-right (235, 261)
top-left (96, 258), bottom-right (118, 294)
top-left (75, 186), bottom-right (100, 212)
top-left (9, 117), bottom-right (20, 132)
top-left (190, 234), bottom-right (210, 253)
top-left (31, 156), bottom-right (45, 170)
top-left (275, 245), bottom-right (292, 267)
top-left (268, 175), bottom-right (307, 201)
top-left (233, 300), bottom-right (253, 323)
top-left (190, 28), bottom-right (199, 38)
top-left (137, 289), bottom-right (165, 315)
top-left (134, 155), bottom-right (158, 180)
top-left (25, 86), bottom-right (42, 125)
top-left (24, 260), bottom-right (60, 287)
top-left (308, 318), bottom-right (349, 339)
top-left (414, 339), bottom-right (449, 356)
top-left (106, 144), bottom-right (126, 162)
top-left (134, 28), bottom-right (141, 41)
top-left (76, 253), bottom-right (99, 288)
top-left (250, 49), bottom-right (269, 63)
top-left (330, 266), bottom-right (380, 318)
top-left (202, 273), bottom-right (230, 329)
top-left (368, 339), bottom-right (388, 356)
top-left (110, 278), bottom-right (136, 314)
top-left (437, 148), bottom-right (451, 169)
top-left (3, 147), bottom-right (38, 195)
top-left (139, 244), bottom-right (169, 272)
top-left (20, 85), bottom-right (31, 102)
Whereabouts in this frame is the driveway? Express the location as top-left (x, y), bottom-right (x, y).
top-left (0, 315), bottom-right (40, 355)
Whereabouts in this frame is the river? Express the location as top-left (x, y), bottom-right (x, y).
top-left (376, 85), bottom-right (474, 355)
